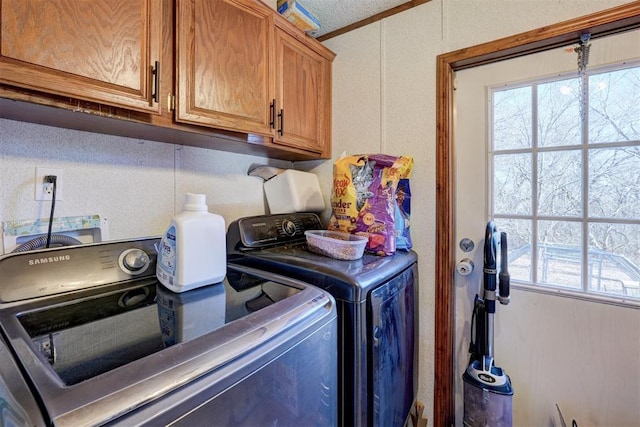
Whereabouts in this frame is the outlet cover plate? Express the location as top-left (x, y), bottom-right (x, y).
top-left (35, 167), bottom-right (63, 201)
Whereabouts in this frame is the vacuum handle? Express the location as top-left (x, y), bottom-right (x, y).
top-left (498, 231), bottom-right (511, 304)
top-left (483, 221), bottom-right (499, 313)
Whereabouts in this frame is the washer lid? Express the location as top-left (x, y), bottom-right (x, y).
top-left (0, 264), bottom-right (334, 427)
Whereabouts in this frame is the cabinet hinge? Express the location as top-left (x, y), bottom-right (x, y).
top-left (167, 94), bottom-right (175, 112)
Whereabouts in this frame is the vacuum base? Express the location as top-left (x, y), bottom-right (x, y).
top-left (463, 360), bottom-right (513, 427)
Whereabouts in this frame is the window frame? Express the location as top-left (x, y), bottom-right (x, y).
top-left (487, 60), bottom-right (640, 307)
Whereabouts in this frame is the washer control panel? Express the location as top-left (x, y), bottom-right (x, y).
top-left (0, 238), bottom-right (159, 303)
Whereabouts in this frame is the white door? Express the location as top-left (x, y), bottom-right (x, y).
top-left (453, 30), bottom-right (640, 426)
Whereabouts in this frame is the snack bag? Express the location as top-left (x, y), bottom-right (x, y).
top-left (393, 157), bottom-right (413, 251)
top-left (329, 154), bottom-right (402, 256)
top-left (367, 154), bottom-right (414, 251)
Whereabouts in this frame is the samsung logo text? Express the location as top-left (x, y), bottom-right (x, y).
top-left (28, 255), bottom-right (71, 265)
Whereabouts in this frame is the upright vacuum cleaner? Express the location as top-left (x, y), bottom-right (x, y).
top-left (463, 221), bottom-right (514, 427)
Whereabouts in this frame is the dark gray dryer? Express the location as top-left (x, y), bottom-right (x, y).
top-left (227, 213), bottom-right (418, 427)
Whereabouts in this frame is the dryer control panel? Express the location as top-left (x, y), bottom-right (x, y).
top-left (228, 213), bottom-right (323, 251)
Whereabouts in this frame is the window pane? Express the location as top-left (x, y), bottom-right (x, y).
top-left (589, 67), bottom-right (640, 143)
top-left (589, 146), bottom-right (640, 218)
top-left (490, 65), bottom-right (640, 303)
top-left (537, 220), bottom-right (582, 289)
top-left (495, 219), bottom-right (532, 282)
top-left (588, 223), bottom-right (640, 298)
top-left (493, 86), bottom-right (532, 150)
top-left (538, 78), bottom-right (581, 147)
top-left (537, 150), bottom-right (582, 217)
top-left (494, 153), bottom-right (532, 215)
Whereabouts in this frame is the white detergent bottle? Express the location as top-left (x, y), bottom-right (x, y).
top-left (156, 193), bottom-right (226, 292)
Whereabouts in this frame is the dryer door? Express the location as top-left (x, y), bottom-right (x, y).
top-left (369, 263), bottom-right (417, 426)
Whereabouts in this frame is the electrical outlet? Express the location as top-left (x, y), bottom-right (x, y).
top-left (35, 167), bottom-right (63, 201)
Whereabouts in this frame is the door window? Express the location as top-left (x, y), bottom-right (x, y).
top-left (490, 63), bottom-right (640, 301)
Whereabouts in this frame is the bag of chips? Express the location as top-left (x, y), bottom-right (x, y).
top-left (391, 157), bottom-right (413, 251)
top-left (328, 154), bottom-right (413, 255)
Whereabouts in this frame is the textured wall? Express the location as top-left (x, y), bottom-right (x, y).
top-left (0, 119), bottom-right (290, 252)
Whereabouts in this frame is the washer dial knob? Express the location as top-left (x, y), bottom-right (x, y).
top-left (119, 249), bottom-right (150, 275)
top-left (282, 219), bottom-right (297, 237)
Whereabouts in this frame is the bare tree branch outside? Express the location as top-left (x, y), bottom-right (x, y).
top-left (491, 64), bottom-right (640, 300)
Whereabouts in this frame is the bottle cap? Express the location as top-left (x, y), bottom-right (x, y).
top-left (183, 193), bottom-right (207, 211)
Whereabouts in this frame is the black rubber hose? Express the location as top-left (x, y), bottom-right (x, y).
top-left (12, 234), bottom-right (82, 253)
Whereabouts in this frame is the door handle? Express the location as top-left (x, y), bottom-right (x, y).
top-left (151, 61), bottom-right (160, 104)
top-left (269, 99), bottom-right (276, 129)
top-left (277, 108), bottom-right (284, 136)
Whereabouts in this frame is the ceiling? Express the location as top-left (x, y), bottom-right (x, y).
top-left (286, 0), bottom-right (424, 40)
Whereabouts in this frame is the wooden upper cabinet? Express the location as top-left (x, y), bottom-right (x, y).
top-left (274, 26), bottom-right (332, 155)
top-left (175, 0), bottom-right (274, 136)
top-left (0, 0), bottom-right (162, 114)
top-left (0, 0), bottom-right (334, 159)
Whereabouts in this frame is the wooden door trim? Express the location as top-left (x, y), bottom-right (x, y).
top-left (434, 3), bottom-right (640, 426)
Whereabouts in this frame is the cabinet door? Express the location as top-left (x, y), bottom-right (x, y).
top-left (274, 27), bottom-right (330, 155)
top-left (176, 0), bottom-right (274, 136)
top-left (0, 0), bottom-right (162, 114)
